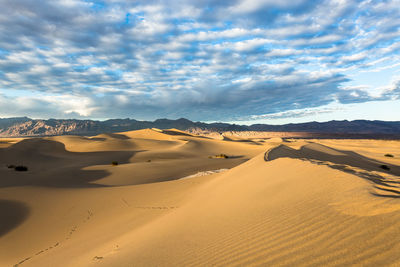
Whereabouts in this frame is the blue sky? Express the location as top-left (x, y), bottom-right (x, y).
top-left (0, 0), bottom-right (399, 124)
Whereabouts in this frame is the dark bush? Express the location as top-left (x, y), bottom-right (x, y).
top-left (111, 161), bottom-right (118, 166)
top-left (14, 165), bottom-right (28, 172)
top-left (380, 164), bottom-right (390, 171)
top-left (7, 164), bottom-right (15, 169)
top-left (214, 154), bottom-right (229, 159)
top-left (384, 154), bottom-right (394, 157)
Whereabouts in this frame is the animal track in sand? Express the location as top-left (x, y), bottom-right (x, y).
top-left (13, 242), bottom-right (60, 266)
top-left (66, 225), bottom-right (77, 240)
top-left (14, 210), bottom-right (94, 266)
top-left (93, 256), bottom-right (104, 261)
top-left (91, 244), bottom-right (120, 262)
top-left (84, 209), bottom-right (93, 221)
top-left (14, 256), bottom-right (31, 266)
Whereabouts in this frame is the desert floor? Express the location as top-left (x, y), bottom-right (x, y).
top-left (1, 129), bottom-right (400, 266)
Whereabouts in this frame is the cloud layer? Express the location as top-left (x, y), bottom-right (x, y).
top-left (0, 0), bottom-right (399, 120)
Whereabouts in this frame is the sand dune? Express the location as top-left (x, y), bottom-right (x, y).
top-left (266, 142), bottom-right (400, 175)
top-left (1, 130), bottom-right (400, 266)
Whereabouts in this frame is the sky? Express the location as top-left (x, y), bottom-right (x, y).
top-left (0, 0), bottom-right (399, 124)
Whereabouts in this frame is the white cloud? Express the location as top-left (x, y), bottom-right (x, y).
top-left (0, 0), bottom-right (399, 121)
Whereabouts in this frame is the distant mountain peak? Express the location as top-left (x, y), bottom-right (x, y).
top-left (0, 117), bottom-right (399, 138)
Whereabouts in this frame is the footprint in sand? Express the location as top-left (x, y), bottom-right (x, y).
top-left (93, 256), bottom-right (104, 261)
top-left (85, 210), bottom-right (93, 221)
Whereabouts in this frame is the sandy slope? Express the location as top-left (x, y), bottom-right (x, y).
top-left (1, 130), bottom-right (400, 266)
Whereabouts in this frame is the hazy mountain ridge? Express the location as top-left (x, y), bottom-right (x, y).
top-left (0, 117), bottom-right (400, 138)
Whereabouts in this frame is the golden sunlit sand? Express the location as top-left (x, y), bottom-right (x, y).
top-left (1, 129), bottom-right (400, 266)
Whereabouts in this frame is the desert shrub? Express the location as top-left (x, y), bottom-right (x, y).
top-left (384, 154), bottom-right (394, 157)
top-left (380, 164), bottom-right (390, 171)
top-left (147, 159), bottom-right (151, 162)
top-left (7, 164), bottom-right (15, 169)
top-left (111, 161), bottom-right (118, 166)
top-left (214, 154), bottom-right (229, 159)
top-left (14, 165), bottom-right (28, 171)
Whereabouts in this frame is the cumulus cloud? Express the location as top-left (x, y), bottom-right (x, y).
top-left (0, 0), bottom-right (399, 120)
top-left (248, 106), bottom-right (343, 121)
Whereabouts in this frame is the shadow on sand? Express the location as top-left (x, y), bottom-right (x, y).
top-left (0, 138), bottom-right (137, 188)
top-left (265, 143), bottom-right (400, 198)
top-left (0, 199), bottom-right (30, 237)
top-left (162, 130), bottom-right (212, 140)
top-left (222, 136), bottom-right (263, 145)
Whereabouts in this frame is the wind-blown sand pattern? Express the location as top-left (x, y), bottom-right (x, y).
top-left (179, 169), bottom-right (228, 180)
top-left (1, 129), bottom-right (400, 266)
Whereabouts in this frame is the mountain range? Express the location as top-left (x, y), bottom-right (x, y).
top-left (1, 117), bottom-right (400, 138)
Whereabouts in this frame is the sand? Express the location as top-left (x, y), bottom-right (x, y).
top-left (1, 129), bottom-right (399, 266)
